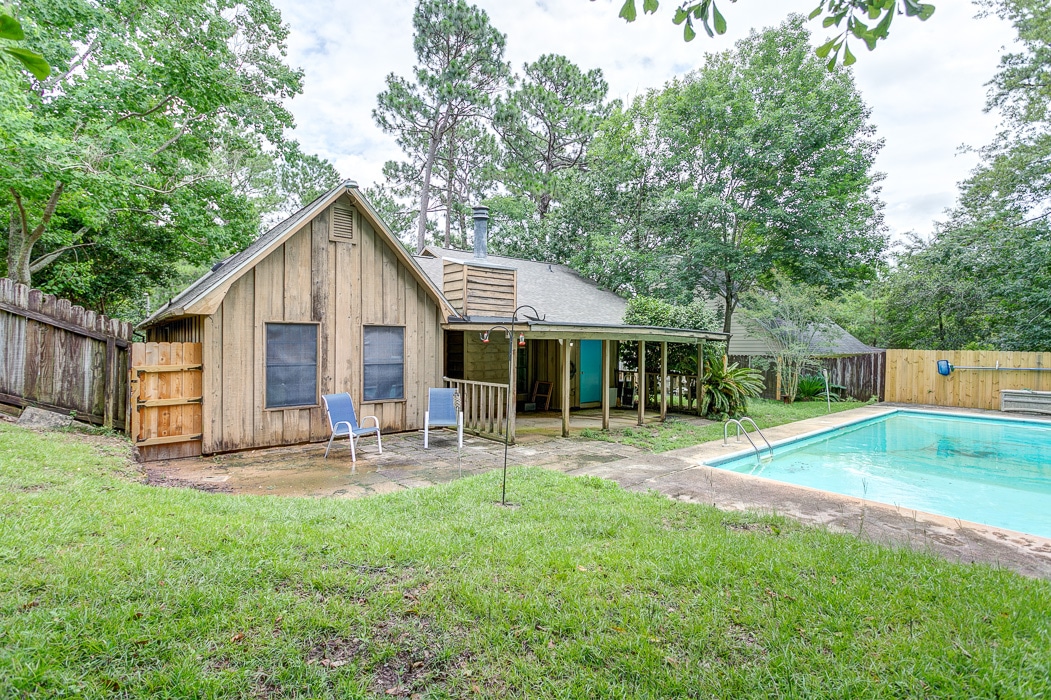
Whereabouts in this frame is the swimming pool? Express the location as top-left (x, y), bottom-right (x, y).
top-left (709, 410), bottom-right (1051, 538)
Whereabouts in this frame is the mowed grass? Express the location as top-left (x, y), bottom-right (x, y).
top-left (583, 398), bottom-right (869, 452)
top-left (1, 424), bottom-right (1049, 699)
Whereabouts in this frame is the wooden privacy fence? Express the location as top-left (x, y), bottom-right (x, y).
top-left (730, 352), bottom-right (886, 402)
top-left (444, 377), bottom-right (513, 441)
top-left (129, 342), bottom-right (203, 461)
top-left (884, 349), bottom-right (1051, 410)
top-left (0, 279), bottom-right (132, 427)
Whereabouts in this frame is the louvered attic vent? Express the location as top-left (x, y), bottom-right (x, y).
top-left (330, 204), bottom-right (356, 243)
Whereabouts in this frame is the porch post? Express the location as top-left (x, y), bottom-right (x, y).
top-left (638, 340), bottom-right (646, 426)
top-left (561, 339), bottom-right (571, 437)
top-left (660, 341), bottom-right (668, 422)
top-left (696, 340), bottom-right (706, 417)
top-left (601, 339), bottom-right (611, 431)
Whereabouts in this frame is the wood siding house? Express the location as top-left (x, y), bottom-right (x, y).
top-left (139, 181), bottom-right (452, 457)
top-left (139, 191), bottom-right (728, 458)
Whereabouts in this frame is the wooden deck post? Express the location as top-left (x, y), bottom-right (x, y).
top-left (601, 339), bottom-right (611, 431)
top-left (638, 340), bottom-right (646, 426)
top-left (561, 339), bottom-right (571, 437)
top-left (696, 340), bottom-right (705, 417)
top-left (660, 341), bottom-right (668, 422)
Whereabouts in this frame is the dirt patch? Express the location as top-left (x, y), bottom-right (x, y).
top-left (145, 469), bottom-right (232, 493)
top-left (723, 520), bottom-right (780, 535)
top-left (299, 615), bottom-right (473, 697)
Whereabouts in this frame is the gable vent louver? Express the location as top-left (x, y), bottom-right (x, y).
top-left (330, 204), bottom-right (356, 243)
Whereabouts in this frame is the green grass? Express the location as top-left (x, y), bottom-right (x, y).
top-left (582, 398), bottom-right (870, 452)
top-left (1, 424), bottom-right (1049, 698)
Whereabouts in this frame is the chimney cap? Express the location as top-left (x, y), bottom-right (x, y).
top-left (472, 205), bottom-right (490, 220)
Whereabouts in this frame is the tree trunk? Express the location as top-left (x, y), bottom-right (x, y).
top-left (722, 288), bottom-right (736, 335)
top-left (6, 182), bottom-right (64, 286)
top-left (416, 138), bottom-right (440, 254)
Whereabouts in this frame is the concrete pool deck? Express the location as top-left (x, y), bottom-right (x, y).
top-left (566, 403), bottom-right (1051, 579)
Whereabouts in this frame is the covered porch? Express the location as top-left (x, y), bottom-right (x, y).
top-left (441, 320), bottom-right (728, 443)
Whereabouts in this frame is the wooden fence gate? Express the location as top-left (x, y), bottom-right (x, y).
top-left (129, 342), bottom-right (203, 461)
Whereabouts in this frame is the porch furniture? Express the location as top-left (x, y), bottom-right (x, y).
top-left (531, 381), bottom-right (553, 411)
top-left (424, 387), bottom-right (464, 449)
top-left (322, 393), bottom-right (382, 462)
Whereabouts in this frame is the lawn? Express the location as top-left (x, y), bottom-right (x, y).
top-left (583, 398), bottom-right (869, 452)
top-left (1, 423), bottom-right (1049, 698)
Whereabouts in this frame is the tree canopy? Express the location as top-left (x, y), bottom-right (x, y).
top-left (604, 0), bottom-right (936, 68)
top-left (0, 0), bottom-right (339, 316)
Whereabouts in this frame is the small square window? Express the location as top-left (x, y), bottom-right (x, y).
top-left (363, 326), bottom-right (404, 401)
top-left (265, 323), bottom-right (318, 408)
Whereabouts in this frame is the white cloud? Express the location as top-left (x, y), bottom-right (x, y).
top-left (271, 0), bottom-right (1017, 240)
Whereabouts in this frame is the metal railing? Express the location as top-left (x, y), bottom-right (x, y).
top-left (723, 417), bottom-right (774, 465)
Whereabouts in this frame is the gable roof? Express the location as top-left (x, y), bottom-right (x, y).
top-left (415, 246), bottom-right (628, 325)
top-left (139, 181), bottom-right (453, 328)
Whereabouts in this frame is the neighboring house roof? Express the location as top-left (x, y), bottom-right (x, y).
top-left (416, 246), bottom-right (629, 325)
top-left (809, 323), bottom-right (880, 355)
top-left (139, 181), bottom-right (453, 328)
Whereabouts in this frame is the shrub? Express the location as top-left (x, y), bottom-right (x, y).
top-left (704, 361), bottom-right (764, 418)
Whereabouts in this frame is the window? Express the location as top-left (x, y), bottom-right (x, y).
top-left (265, 323), bottom-right (318, 409)
top-left (363, 326), bottom-right (404, 401)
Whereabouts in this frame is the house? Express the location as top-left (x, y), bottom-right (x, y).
top-left (139, 182), bottom-right (728, 459)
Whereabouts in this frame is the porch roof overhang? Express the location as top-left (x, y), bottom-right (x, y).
top-left (442, 319), bottom-right (729, 344)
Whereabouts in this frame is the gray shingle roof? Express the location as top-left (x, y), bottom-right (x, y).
top-left (416, 246), bottom-right (628, 325)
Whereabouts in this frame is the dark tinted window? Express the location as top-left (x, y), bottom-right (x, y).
top-left (363, 326), bottom-right (404, 401)
top-left (265, 323), bottom-right (318, 408)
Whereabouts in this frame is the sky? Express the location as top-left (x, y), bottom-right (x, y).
top-left (269, 0), bottom-right (1018, 243)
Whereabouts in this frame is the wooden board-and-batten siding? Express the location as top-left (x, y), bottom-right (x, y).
top-left (167, 198), bottom-right (444, 455)
top-left (0, 278), bottom-right (132, 428)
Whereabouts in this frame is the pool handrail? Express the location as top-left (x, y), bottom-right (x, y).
top-left (723, 418), bottom-right (774, 465)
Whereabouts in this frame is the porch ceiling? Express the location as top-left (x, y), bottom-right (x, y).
top-left (442, 320), bottom-right (729, 344)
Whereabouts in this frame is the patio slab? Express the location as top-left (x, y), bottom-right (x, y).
top-left (146, 428), bottom-right (646, 498)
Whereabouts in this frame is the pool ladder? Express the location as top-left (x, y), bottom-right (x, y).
top-left (723, 418), bottom-right (774, 466)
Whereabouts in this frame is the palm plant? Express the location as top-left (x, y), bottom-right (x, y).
top-left (703, 361), bottom-right (764, 418)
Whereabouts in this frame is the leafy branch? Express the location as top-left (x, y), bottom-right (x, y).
top-left (0, 12), bottom-right (50, 79)
top-left (602, 0), bottom-right (936, 69)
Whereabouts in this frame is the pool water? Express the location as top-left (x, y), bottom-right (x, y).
top-left (710, 411), bottom-right (1051, 538)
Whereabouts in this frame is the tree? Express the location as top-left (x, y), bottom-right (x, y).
top-left (739, 275), bottom-right (839, 402)
top-left (494, 54), bottom-right (611, 219)
top-left (0, 0), bottom-right (337, 315)
top-left (602, 0), bottom-right (935, 68)
top-left (620, 295), bottom-right (721, 373)
top-left (878, 0), bottom-right (1051, 351)
top-left (373, 0), bottom-right (510, 253)
top-left (660, 18), bottom-right (885, 333)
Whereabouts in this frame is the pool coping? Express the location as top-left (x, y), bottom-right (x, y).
top-left (695, 404), bottom-right (1051, 542)
top-left (568, 403), bottom-right (1051, 579)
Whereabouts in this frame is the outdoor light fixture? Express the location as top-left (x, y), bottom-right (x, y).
top-left (484, 304), bottom-right (544, 506)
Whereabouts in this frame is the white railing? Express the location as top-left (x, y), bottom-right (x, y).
top-left (443, 377), bottom-right (514, 441)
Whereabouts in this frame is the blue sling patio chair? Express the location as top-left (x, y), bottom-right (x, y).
top-left (322, 393), bottom-right (382, 462)
top-left (424, 387), bottom-right (463, 449)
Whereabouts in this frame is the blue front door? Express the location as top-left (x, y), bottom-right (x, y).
top-left (579, 340), bottom-right (603, 404)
